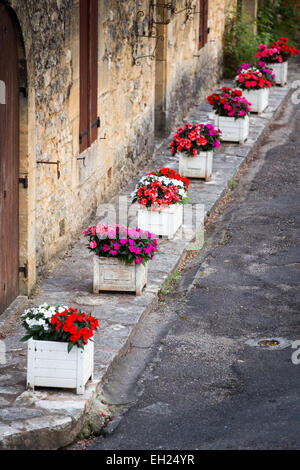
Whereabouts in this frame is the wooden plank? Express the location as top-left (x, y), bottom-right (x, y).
top-left (33, 359), bottom-right (77, 370)
top-left (79, 0), bottom-right (90, 152)
top-left (0, 5), bottom-right (19, 314)
top-left (33, 377), bottom-right (77, 388)
top-left (33, 350), bottom-right (77, 361)
top-left (34, 340), bottom-right (73, 352)
top-left (31, 368), bottom-right (77, 379)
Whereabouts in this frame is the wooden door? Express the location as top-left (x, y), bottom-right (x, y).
top-left (0, 5), bottom-right (19, 314)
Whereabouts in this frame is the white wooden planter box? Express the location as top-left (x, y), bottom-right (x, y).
top-left (272, 61), bottom-right (288, 86)
top-left (237, 87), bottom-right (269, 114)
top-left (93, 256), bottom-right (147, 296)
top-left (213, 114), bottom-right (249, 144)
top-left (179, 151), bottom-right (213, 181)
top-left (138, 203), bottom-right (183, 239)
top-left (27, 338), bottom-right (94, 395)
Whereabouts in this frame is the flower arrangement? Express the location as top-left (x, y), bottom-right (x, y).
top-left (234, 66), bottom-right (273, 90)
top-left (256, 39), bottom-right (299, 64)
top-left (207, 87), bottom-right (251, 119)
top-left (132, 168), bottom-right (190, 209)
top-left (169, 122), bottom-right (222, 157)
top-left (21, 304), bottom-right (99, 352)
top-left (270, 38), bottom-right (299, 62)
top-left (255, 44), bottom-right (282, 64)
top-left (84, 224), bottom-right (158, 265)
top-left (237, 62), bottom-right (276, 86)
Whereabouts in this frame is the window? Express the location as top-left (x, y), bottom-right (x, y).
top-left (79, 0), bottom-right (98, 153)
top-left (198, 0), bottom-right (209, 50)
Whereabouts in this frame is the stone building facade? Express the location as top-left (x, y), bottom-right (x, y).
top-left (0, 0), bottom-right (236, 314)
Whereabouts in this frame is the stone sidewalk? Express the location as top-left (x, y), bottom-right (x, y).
top-left (0, 65), bottom-right (297, 449)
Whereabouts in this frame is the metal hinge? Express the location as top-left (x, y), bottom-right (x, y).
top-left (79, 117), bottom-right (101, 144)
top-left (79, 129), bottom-right (88, 145)
top-left (20, 87), bottom-right (27, 98)
top-left (19, 177), bottom-right (28, 189)
top-left (19, 264), bottom-right (28, 278)
top-left (91, 117), bottom-right (101, 129)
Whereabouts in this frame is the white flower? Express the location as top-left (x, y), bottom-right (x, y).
top-left (56, 306), bottom-right (68, 313)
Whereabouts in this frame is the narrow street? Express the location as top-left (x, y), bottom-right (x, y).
top-left (84, 92), bottom-right (300, 450)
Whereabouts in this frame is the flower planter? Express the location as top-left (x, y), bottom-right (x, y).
top-left (138, 203), bottom-right (183, 239)
top-left (238, 88), bottom-right (269, 114)
top-left (26, 338), bottom-right (94, 395)
top-left (93, 256), bottom-right (147, 296)
top-left (179, 151), bottom-right (213, 181)
top-left (213, 114), bottom-right (249, 144)
top-left (272, 61), bottom-right (288, 86)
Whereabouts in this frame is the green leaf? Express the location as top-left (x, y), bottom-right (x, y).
top-left (20, 334), bottom-right (32, 342)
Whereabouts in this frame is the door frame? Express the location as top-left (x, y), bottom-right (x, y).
top-left (0, 3), bottom-right (36, 312)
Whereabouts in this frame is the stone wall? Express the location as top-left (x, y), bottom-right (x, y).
top-left (3, 0), bottom-right (236, 293)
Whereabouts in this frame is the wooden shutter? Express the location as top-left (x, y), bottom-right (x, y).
top-left (203, 0), bottom-right (209, 46)
top-left (89, 0), bottom-right (98, 144)
top-left (80, 0), bottom-right (89, 152)
top-left (198, 0), bottom-right (209, 49)
top-left (79, 0), bottom-right (98, 153)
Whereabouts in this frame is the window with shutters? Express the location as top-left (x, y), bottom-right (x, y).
top-left (198, 0), bottom-right (209, 50)
top-left (79, 0), bottom-right (98, 153)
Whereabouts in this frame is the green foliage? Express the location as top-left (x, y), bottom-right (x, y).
top-left (223, 1), bottom-right (300, 79)
top-left (159, 270), bottom-right (180, 296)
top-left (223, 7), bottom-right (261, 78)
top-left (257, 0), bottom-right (300, 44)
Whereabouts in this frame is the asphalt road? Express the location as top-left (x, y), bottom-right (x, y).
top-left (85, 95), bottom-right (300, 451)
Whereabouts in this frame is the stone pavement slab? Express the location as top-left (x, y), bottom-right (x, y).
top-left (0, 66), bottom-right (297, 449)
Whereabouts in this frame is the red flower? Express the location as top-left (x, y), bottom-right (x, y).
top-left (50, 308), bottom-right (99, 350)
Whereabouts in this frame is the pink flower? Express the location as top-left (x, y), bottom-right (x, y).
top-left (90, 240), bottom-right (97, 249)
top-left (135, 257), bottom-right (143, 264)
top-left (128, 228), bottom-right (138, 238)
top-left (113, 243), bottom-right (120, 250)
top-left (108, 230), bottom-right (116, 239)
top-left (120, 238), bottom-right (128, 245)
top-left (109, 250), bottom-right (117, 256)
top-left (103, 244), bottom-right (110, 252)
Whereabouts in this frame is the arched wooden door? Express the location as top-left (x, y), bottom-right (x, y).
top-left (0, 4), bottom-right (19, 314)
